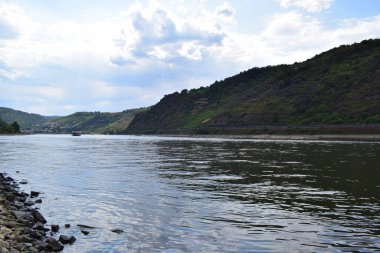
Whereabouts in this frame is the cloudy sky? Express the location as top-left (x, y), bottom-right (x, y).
top-left (0, 0), bottom-right (379, 115)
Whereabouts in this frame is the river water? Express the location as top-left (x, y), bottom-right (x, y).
top-left (0, 135), bottom-right (379, 252)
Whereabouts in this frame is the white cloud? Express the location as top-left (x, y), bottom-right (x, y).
top-left (277, 0), bottom-right (334, 12)
top-left (179, 42), bottom-right (203, 60)
top-left (0, 59), bottom-right (22, 80)
top-left (0, 1), bottom-right (379, 115)
top-left (216, 2), bottom-right (235, 17)
top-left (112, 6), bottom-right (225, 66)
top-left (333, 15), bottom-right (380, 42)
top-left (259, 11), bottom-right (380, 63)
top-left (0, 3), bottom-right (27, 38)
top-left (261, 11), bottom-right (323, 51)
top-left (0, 17), bottom-right (18, 39)
top-left (35, 86), bottom-right (66, 99)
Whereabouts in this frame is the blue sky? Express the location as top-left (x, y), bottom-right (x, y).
top-left (0, 0), bottom-right (379, 115)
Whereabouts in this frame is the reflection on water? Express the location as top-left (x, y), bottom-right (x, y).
top-left (0, 135), bottom-right (379, 252)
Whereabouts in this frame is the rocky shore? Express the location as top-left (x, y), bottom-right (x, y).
top-left (0, 173), bottom-right (75, 252)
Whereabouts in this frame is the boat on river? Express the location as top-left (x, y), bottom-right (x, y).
top-left (72, 131), bottom-right (81, 136)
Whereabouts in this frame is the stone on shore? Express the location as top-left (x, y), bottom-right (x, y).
top-left (11, 210), bottom-right (33, 221)
top-left (4, 234), bottom-right (14, 240)
top-left (24, 200), bottom-right (35, 206)
top-left (111, 229), bottom-right (124, 234)
top-left (59, 235), bottom-right (76, 244)
top-left (31, 210), bottom-right (47, 224)
top-left (5, 194), bottom-right (16, 202)
top-left (18, 235), bottom-right (33, 243)
top-left (19, 179), bottom-right (28, 184)
top-left (34, 240), bottom-right (48, 250)
top-left (30, 191), bottom-right (40, 198)
top-left (0, 173), bottom-right (77, 252)
top-left (4, 221), bottom-right (18, 229)
top-left (46, 237), bottom-right (64, 252)
top-left (20, 192), bottom-right (29, 198)
top-left (51, 225), bottom-right (60, 233)
top-left (81, 230), bottom-right (89, 235)
top-left (26, 228), bottom-right (46, 240)
top-left (77, 224), bottom-right (96, 229)
top-left (32, 222), bottom-right (50, 232)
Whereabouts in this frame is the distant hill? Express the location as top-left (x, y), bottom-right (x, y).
top-left (127, 39), bottom-right (380, 134)
top-left (0, 118), bottom-right (10, 133)
top-left (0, 117), bottom-right (19, 134)
top-left (0, 107), bottom-right (52, 130)
top-left (39, 108), bottom-right (147, 134)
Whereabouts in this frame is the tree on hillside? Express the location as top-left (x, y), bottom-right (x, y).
top-left (11, 121), bottom-right (20, 133)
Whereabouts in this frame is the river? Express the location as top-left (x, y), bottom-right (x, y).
top-left (0, 134), bottom-right (379, 252)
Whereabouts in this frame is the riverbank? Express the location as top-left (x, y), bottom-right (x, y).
top-left (125, 124), bottom-right (380, 140)
top-left (0, 173), bottom-right (73, 252)
top-left (155, 134), bottom-right (380, 142)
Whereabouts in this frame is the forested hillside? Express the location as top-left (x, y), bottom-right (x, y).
top-left (41, 108), bottom-right (147, 134)
top-left (0, 107), bottom-right (52, 130)
top-left (127, 39), bottom-right (380, 134)
top-left (0, 117), bottom-right (20, 134)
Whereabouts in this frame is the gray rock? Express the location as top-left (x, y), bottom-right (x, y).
top-left (27, 229), bottom-right (45, 239)
top-left (51, 224), bottom-right (59, 233)
top-left (31, 210), bottom-right (47, 223)
top-left (1, 241), bottom-right (10, 250)
top-left (4, 233), bottom-right (14, 240)
top-left (11, 210), bottom-right (33, 221)
top-left (5, 194), bottom-right (16, 202)
top-left (20, 192), bottom-right (29, 198)
top-left (29, 247), bottom-right (39, 253)
top-left (59, 235), bottom-right (76, 244)
top-left (35, 199), bottom-right (42, 204)
top-left (32, 222), bottom-right (46, 231)
top-left (19, 235), bottom-right (33, 243)
top-left (12, 201), bottom-right (23, 209)
top-left (19, 196), bottom-right (27, 203)
top-left (34, 240), bottom-right (48, 250)
top-left (81, 230), bottom-right (89, 235)
top-left (46, 237), bottom-right (64, 252)
top-left (77, 224), bottom-right (96, 229)
top-left (111, 229), bottom-right (124, 234)
top-left (13, 244), bottom-right (25, 251)
top-left (4, 221), bottom-right (18, 228)
top-left (18, 218), bottom-right (34, 226)
top-left (24, 200), bottom-right (35, 206)
top-left (64, 224), bottom-right (70, 228)
top-left (30, 191), bottom-right (40, 198)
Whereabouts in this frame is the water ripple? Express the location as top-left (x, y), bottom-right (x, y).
top-left (0, 135), bottom-right (379, 252)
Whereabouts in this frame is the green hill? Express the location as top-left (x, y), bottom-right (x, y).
top-left (127, 39), bottom-right (380, 134)
top-left (0, 107), bottom-right (52, 130)
top-left (0, 118), bottom-right (10, 133)
top-left (44, 108), bottom-right (146, 134)
top-left (0, 117), bottom-right (20, 134)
